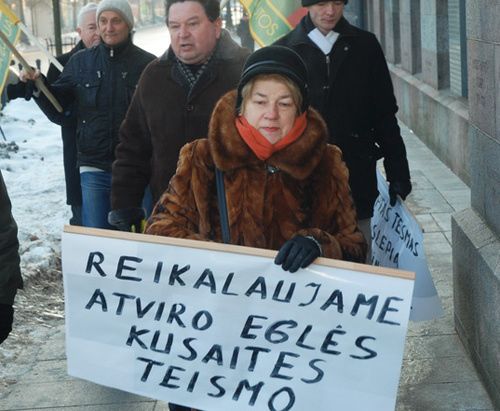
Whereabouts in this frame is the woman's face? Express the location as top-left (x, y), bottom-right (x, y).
top-left (243, 79), bottom-right (298, 145)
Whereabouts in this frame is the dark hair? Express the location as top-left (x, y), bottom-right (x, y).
top-left (165, 0), bottom-right (220, 23)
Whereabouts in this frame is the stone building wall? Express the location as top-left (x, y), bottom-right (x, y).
top-left (453, 3), bottom-right (500, 408)
top-left (345, 0), bottom-right (499, 407)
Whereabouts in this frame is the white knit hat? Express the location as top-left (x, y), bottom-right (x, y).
top-left (96, 0), bottom-right (134, 30)
top-left (77, 3), bottom-right (98, 28)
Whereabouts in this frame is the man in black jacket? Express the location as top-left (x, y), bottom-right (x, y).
top-left (0, 169), bottom-right (23, 345)
top-left (18, 0), bottom-right (156, 229)
top-left (45, 2), bottom-right (100, 226)
top-left (275, 0), bottom-right (412, 262)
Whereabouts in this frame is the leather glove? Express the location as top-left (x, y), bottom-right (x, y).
top-left (108, 207), bottom-right (146, 232)
top-left (6, 80), bottom-right (36, 101)
top-left (0, 303), bottom-right (14, 345)
top-left (389, 180), bottom-right (412, 206)
top-left (275, 235), bottom-right (323, 273)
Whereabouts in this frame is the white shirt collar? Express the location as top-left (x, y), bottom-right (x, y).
top-left (307, 28), bottom-right (340, 55)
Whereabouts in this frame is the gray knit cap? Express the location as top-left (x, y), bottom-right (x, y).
top-left (96, 0), bottom-right (134, 30)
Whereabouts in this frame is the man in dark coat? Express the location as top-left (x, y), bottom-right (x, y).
top-left (275, 0), bottom-right (412, 262)
top-left (0, 169), bottom-right (23, 345)
top-left (45, 2), bottom-right (100, 226)
top-left (236, 12), bottom-right (255, 51)
top-left (108, 0), bottom-right (251, 233)
top-left (18, 0), bottom-right (156, 229)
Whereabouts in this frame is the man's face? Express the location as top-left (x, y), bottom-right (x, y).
top-left (77, 11), bottom-right (100, 48)
top-left (98, 10), bottom-right (130, 47)
top-left (308, 1), bottom-right (345, 35)
top-left (167, 1), bottom-right (222, 65)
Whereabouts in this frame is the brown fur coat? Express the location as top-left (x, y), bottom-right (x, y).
top-left (145, 90), bottom-right (367, 263)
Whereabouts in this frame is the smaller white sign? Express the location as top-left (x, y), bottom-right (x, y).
top-left (371, 171), bottom-right (444, 322)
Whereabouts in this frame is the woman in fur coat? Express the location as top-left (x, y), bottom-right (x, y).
top-left (145, 46), bottom-right (367, 272)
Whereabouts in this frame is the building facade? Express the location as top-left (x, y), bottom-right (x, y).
top-left (344, 1), bottom-right (498, 407)
top-left (8, 0), bottom-right (166, 42)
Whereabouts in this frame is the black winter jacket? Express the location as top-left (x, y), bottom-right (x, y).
top-left (35, 36), bottom-right (156, 172)
top-left (275, 15), bottom-right (410, 218)
top-left (47, 39), bottom-right (86, 90)
top-left (0, 170), bottom-right (22, 305)
top-left (45, 40), bottom-right (86, 206)
top-left (45, 39), bottom-right (86, 129)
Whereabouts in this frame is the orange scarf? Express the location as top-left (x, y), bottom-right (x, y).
top-left (235, 112), bottom-right (307, 161)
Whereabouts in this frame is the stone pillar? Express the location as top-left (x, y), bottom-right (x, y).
top-left (400, 0), bottom-right (421, 74)
top-left (371, 0), bottom-right (385, 48)
top-left (452, 2), bottom-right (500, 409)
top-left (384, 0), bottom-right (401, 64)
top-left (344, 0), bottom-right (365, 29)
top-left (421, 0), bottom-right (449, 89)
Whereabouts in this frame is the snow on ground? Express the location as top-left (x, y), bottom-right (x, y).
top-left (1, 99), bottom-right (70, 267)
top-left (0, 98), bottom-right (68, 397)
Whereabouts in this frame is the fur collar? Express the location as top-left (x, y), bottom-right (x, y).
top-left (209, 90), bottom-right (328, 180)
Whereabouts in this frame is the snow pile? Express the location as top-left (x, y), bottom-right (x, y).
top-left (1, 98), bottom-right (69, 276)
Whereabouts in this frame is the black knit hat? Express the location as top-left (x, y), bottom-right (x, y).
top-left (302, 0), bottom-right (348, 6)
top-left (236, 46), bottom-right (309, 113)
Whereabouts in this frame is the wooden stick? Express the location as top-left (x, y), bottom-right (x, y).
top-left (17, 22), bottom-right (64, 72)
top-left (63, 225), bottom-right (416, 280)
top-left (0, 29), bottom-right (62, 112)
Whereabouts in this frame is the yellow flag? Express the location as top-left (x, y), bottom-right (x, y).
top-left (0, 1), bottom-right (21, 97)
top-left (239, 0), bottom-right (307, 47)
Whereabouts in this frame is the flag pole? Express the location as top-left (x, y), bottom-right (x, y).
top-left (0, 1), bottom-right (64, 72)
top-left (0, 30), bottom-right (62, 113)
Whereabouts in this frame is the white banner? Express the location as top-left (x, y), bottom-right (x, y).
top-left (371, 171), bottom-right (444, 322)
top-left (62, 227), bottom-right (415, 411)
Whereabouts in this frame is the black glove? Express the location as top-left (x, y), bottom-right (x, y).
top-left (275, 235), bottom-right (323, 273)
top-left (389, 180), bottom-right (412, 206)
top-left (6, 80), bottom-right (36, 101)
top-left (108, 207), bottom-right (146, 232)
top-left (0, 303), bottom-right (14, 345)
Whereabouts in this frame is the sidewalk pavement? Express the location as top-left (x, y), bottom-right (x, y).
top-left (0, 121), bottom-right (496, 411)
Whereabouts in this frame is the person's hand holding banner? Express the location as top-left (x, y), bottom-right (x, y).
top-left (0, 0), bottom-right (63, 112)
top-left (371, 170), bottom-right (444, 322)
top-left (388, 180), bottom-right (412, 206)
top-left (0, 29), bottom-right (62, 113)
top-left (7, 79), bottom-right (36, 101)
top-left (275, 235), bottom-right (323, 272)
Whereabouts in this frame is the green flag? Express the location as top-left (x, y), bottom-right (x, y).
top-left (239, 0), bottom-right (307, 46)
top-left (0, 2), bottom-right (21, 97)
